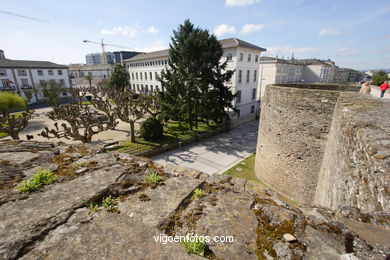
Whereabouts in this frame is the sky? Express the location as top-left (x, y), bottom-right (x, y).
top-left (1, 0), bottom-right (389, 70)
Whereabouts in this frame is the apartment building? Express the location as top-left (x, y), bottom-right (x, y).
top-left (258, 56), bottom-right (304, 98)
top-left (86, 52), bottom-right (115, 65)
top-left (0, 53), bottom-right (71, 103)
top-left (298, 59), bottom-right (337, 83)
top-left (123, 38), bottom-right (266, 117)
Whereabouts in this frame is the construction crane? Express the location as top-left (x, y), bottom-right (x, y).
top-left (0, 10), bottom-right (50, 23)
top-left (83, 39), bottom-right (133, 65)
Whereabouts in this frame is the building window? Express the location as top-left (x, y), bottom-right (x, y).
top-left (155, 72), bottom-right (158, 80)
top-left (48, 70), bottom-right (54, 76)
top-left (21, 79), bottom-right (29, 87)
top-left (132, 73), bottom-right (134, 80)
top-left (150, 72), bottom-right (153, 80)
top-left (141, 84), bottom-right (144, 92)
top-left (137, 84), bottom-right (140, 91)
top-left (255, 55), bottom-right (259, 62)
top-left (140, 73), bottom-right (143, 80)
top-left (1, 79), bottom-right (11, 88)
top-left (145, 85), bottom-right (148, 92)
top-left (238, 70), bottom-right (242, 83)
top-left (58, 70), bottom-right (63, 75)
top-left (236, 90), bottom-right (241, 102)
top-left (239, 53), bottom-right (243, 61)
top-left (60, 79), bottom-right (65, 86)
top-left (37, 70), bottom-right (44, 76)
top-left (156, 85), bottom-right (159, 92)
top-left (136, 73), bottom-right (138, 80)
top-left (246, 70), bottom-right (250, 82)
top-left (251, 105), bottom-right (255, 113)
top-left (88, 72), bottom-right (92, 76)
top-left (17, 70), bottom-right (27, 76)
top-left (0, 69), bottom-right (6, 76)
top-left (252, 88), bottom-right (256, 99)
top-left (254, 70), bottom-right (257, 81)
top-left (227, 70), bottom-right (233, 82)
top-left (151, 85), bottom-right (154, 92)
top-left (145, 72), bottom-right (147, 80)
top-left (227, 53), bottom-right (232, 61)
top-left (39, 80), bottom-right (46, 87)
top-left (248, 54), bottom-right (251, 62)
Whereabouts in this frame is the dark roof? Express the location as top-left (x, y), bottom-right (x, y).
top-left (124, 38), bottom-right (267, 62)
top-left (124, 49), bottom-right (169, 62)
top-left (260, 56), bottom-right (303, 65)
top-left (0, 59), bottom-right (67, 69)
top-left (220, 38), bottom-right (267, 52)
top-left (296, 59), bottom-right (335, 66)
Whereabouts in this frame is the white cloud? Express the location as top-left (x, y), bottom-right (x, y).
top-left (225, 0), bottom-right (261, 7)
top-left (337, 48), bottom-right (358, 56)
top-left (334, 39), bottom-right (356, 45)
top-left (132, 40), bottom-right (167, 53)
top-left (370, 46), bottom-right (390, 54)
top-left (213, 24), bottom-right (237, 36)
top-left (240, 24), bottom-right (264, 35)
top-left (265, 45), bottom-right (317, 56)
top-left (147, 26), bottom-right (159, 34)
top-left (101, 26), bottom-right (139, 38)
top-left (318, 28), bottom-right (341, 36)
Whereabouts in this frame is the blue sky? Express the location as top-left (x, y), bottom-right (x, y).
top-left (1, 0), bottom-right (389, 70)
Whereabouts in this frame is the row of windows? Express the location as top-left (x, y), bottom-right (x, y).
top-left (130, 84), bottom-right (164, 93)
top-left (235, 88), bottom-right (257, 102)
top-left (0, 78), bottom-right (65, 88)
top-left (237, 69), bottom-right (257, 83)
top-left (276, 65), bottom-right (303, 74)
top-left (0, 69), bottom-right (64, 77)
top-left (131, 71), bottom-right (161, 81)
top-left (228, 53), bottom-right (259, 62)
top-left (127, 59), bottom-right (168, 68)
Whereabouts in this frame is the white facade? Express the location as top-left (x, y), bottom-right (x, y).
top-left (69, 64), bottom-right (113, 88)
top-left (0, 60), bottom-right (71, 104)
top-left (123, 38), bottom-right (266, 117)
top-left (300, 59), bottom-right (337, 83)
top-left (258, 57), bottom-right (304, 98)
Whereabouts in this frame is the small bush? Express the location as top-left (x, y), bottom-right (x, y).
top-left (182, 239), bottom-right (206, 256)
top-left (18, 169), bottom-right (58, 193)
top-left (102, 195), bottom-right (117, 211)
top-left (88, 202), bottom-right (100, 212)
top-left (146, 172), bottom-right (162, 184)
top-left (0, 92), bottom-right (26, 114)
top-left (140, 117), bottom-right (163, 141)
top-left (192, 188), bottom-right (204, 200)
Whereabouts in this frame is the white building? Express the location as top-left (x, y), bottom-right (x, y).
top-left (258, 56), bottom-right (304, 98)
top-left (69, 64), bottom-right (113, 88)
top-left (298, 59), bottom-right (337, 83)
top-left (0, 56), bottom-right (71, 104)
top-left (123, 38), bottom-right (266, 117)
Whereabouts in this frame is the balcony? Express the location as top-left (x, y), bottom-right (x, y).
top-left (0, 86), bottom-right (16, 91)
top-left (20, 85), bottom-right (33, 90)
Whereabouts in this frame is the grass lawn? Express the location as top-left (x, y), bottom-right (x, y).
top-left (164, 121), bottom-right (218, 139)
top-left (224, 154), bottom-right (263, 183)
top-left (116, 120), bottom-right (219, 155)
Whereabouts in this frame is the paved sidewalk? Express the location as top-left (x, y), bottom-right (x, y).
top-left (152, 120), bottom-right (259, 175)
top-left (370, 86), bottom-right (390, 99)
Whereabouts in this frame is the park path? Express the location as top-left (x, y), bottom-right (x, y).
top-left (152, 120), bottom-right (259, 175)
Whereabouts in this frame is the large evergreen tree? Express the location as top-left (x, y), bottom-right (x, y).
top-left (109, 64), bottom-right (130, 91)
top-left (159, 19), bottom-right (235, 130)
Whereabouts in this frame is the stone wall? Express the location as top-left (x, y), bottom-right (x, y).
top-left (255, 84), bottom-right (342, 204)
top-left (255, 83), bottom-right (389, 213)
top-left (314, 93), bottom-right (390, 212)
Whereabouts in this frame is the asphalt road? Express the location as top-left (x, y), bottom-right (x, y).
top-left (152, 120), bottom-right (259, 175)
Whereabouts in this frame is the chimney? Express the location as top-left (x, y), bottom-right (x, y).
top-left (0, 50), bottom-right (5, 60)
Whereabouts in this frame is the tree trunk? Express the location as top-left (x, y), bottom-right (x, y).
top-left (9, 131), bottom-right (20, 140)
top-left (130, 122), bottom-right (136, 143)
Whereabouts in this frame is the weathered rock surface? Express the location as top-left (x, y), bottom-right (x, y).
top-left (0, 140), bottom-right (389, 260)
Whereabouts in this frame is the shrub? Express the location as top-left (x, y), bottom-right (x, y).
top-left (18, 169), bottom-right (58, 193)
top-left (192, 188), bottom-right (204, 200)
top-left (182, 239), bottom-right (206, 256)
top-left (140, 117), bottom-right (163, 141)
top-left (0, 92), bottom-right (26, 115)
top-left (146, 172), bottom-right (162, 184)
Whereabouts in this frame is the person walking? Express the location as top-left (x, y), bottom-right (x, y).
top-left (359, 81), bottom-right (371, 94)
top-left (379, 81), bottom-right (389, 98)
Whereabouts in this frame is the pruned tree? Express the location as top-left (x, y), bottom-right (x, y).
top-left (109, 89), bottom-right (149, 143)
top-left (80, 86), bottom-right (118, 129)
top-left (39, 86), bottom-right (116, 143)
top-left (0, 91), bottom-right (34, 140)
